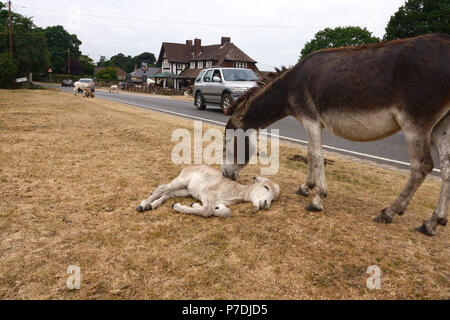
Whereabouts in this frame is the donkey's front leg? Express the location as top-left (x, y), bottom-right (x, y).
top-left (172, 201), bottom-right (216, 218)
top-left (298, 119), bottom-right (328, 211)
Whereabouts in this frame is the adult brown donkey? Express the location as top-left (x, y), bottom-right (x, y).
top-left (222, 34), bottom-right (450, 236)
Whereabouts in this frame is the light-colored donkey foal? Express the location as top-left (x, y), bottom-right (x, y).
top-left (136, 165), bottom-right (280, 218)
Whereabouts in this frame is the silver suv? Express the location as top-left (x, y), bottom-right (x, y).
top-left (193, 68), bottom-right (259, 114)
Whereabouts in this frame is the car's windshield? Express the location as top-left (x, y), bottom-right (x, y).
top-left (79, 79), bottom-right (92, 83)
top-left (222, 69), bottom-right (258, 81)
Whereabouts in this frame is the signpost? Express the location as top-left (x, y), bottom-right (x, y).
top-left (48, 68), bottom-right (52, 82)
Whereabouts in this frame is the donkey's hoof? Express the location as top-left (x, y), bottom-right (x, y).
top-left (373, 209), bottom-right (393, 224)
top-left (136, 205), bottom-right (144, 212)
top-left (145, 203), bottom-right (153, 211)
top-left (437, 218), bottom-right (448, 226)
top-left (305, 202), bottom-right (322, 212)
top-left (415, 220), bottom-right (437, 236)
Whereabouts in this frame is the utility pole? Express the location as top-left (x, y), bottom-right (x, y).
top-left (8, 0), bottom-right (13, 57)
top-left (67, 48), bottom-right (71, 75)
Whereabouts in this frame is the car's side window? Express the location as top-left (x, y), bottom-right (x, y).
top-left (203, 70), bottom-right (213, 82)
top-left (212, 69), bottom-right (222, 81)
top-left (195, 71), bottom-right (205, 83)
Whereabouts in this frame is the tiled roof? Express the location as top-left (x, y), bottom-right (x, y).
top-left (130, 67), bottom-right (161, 77)
top-left (179, 67), bottom-right (202, 79)
top-left (158, 40), bottom-right (257, 64)
top-left (160, 42), bottom-right (194, 63)
top-left (192, 42), bottom-right (256, 63)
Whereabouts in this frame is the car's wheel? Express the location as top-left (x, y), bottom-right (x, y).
top-left (195, 92), bottom-right (206, 110)
top-left (221, 93), bottom-right (232, 115)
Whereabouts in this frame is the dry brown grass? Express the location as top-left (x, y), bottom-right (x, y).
top-left (0, 89), bottom-right (448, 300)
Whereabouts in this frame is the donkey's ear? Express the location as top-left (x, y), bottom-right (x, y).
top-left (224, 102), bottom-right (238, 115)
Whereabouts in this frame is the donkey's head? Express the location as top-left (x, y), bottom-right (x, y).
top-left (221, 115), bottom-right (258, 180)
top-left (249, 176), bottom-right (280, 210)
top-left (221, 67), bottom-right (290, 180)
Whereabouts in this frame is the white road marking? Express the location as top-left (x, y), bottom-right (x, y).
top-left (92, 94), bottom-right (443, 174)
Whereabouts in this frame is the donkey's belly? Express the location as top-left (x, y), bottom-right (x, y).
top-left (320, 109), bottom-right (401, 142)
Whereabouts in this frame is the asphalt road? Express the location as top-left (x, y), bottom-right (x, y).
top-left (44, 83), bottom-right (441, 174)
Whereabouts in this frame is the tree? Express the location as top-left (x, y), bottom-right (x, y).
top-left (96, 66), bottom-right (117, 81)
top-left (299, 26), bottom-right (380, 59)
top-left (97, 56), bottom-right (107, 67)
top-left (79, 55), bottom-right (95, 76)
top-left (384, 0), bottom-right (450, 40)
top-left (0, 3), bottom-right (49, 76)
top-left (133, 52), bottom-right (156, 69)
top-left (44, 25), bottom-right (82, 74)
top-left (0, 52), bottom-right (17, 88)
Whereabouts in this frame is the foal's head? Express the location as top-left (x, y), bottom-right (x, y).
top-left (249, 176), bottom-right (280, 210)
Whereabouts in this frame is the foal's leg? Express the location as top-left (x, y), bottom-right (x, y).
top-left (172, 200), bottom-right (216, 218)
top-left (146, 189), bottom-right (190, 210)
top-left (137, 178), bottom-right (189, 212)
top-left (374, 128), bottom-right (434, 223)
top-left (417, 116), bottom-right (450, 235)
top-left (297, 118), bottom-right (328, 211)
top-left (190, 202), bottom-right (232, 217)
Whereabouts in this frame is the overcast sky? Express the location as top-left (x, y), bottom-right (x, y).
top-left (13, 0), bottom-right (406, 71)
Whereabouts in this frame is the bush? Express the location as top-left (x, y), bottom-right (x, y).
top-left (0, 53), bottom-right (18, 88)
top-left (96, 66), bottom-right (117, 82)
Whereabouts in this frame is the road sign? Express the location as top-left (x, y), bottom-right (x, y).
top-left (48, 68), bottom-right (52, 73)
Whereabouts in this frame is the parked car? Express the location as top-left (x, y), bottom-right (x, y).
top-left (193, 68), bottom-right (259, 114)
top-left (75, 78), bottom-right (95, 92)
top-left (118, 82), bottom-right (125, 90)
top-left (61, 79), bottom-right (74, 87)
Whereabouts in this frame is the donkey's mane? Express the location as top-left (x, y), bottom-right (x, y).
top-left (227, 66), bottom-right (291, 116)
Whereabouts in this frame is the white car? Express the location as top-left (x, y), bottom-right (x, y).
top-left (75, 78), bottom-right (95, 93)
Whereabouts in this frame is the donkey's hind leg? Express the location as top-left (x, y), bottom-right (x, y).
top-left (374, 127), bottom-right (434, 224)
top-left (417, 115), bottom-right (450, 235)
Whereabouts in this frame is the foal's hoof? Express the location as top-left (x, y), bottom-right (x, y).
top-left (415, 220), bottom-right (437, 236)
top-left (145, 203), bottom-right (153, 211)
top-left (136, 205), bottom-right (144, 212)
top-left (305, 202), bottom-right (322, 212)
top-left (295, 186), bottom-right (309, 197)
top-left (373, 209), bottom-right (393, 224)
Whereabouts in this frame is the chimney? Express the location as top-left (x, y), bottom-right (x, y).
top-left (186, 40), bottom-right (193, 46)
top-left (221, 37), bottom-right (230, 45)
top-left (194, 38), bottom-right (201, 56)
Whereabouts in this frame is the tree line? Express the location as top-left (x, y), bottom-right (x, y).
top-left (299, 0), bottom-right (449, 59)
top-left (0, 2), bottom-right (157, 87)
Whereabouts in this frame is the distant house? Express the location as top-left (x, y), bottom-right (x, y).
top-left (156, 37), bottom-right (259, 86)
top-left (94, 66), bottom-right (127, 81)
top-left (130, 66), bottom-right (160, 82)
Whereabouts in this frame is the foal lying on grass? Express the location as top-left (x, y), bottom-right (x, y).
top-left (136, 164), bottom-right (280, 218)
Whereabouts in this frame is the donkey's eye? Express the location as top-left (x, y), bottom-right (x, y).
top-left (264, 185), bottom-right (269, 191)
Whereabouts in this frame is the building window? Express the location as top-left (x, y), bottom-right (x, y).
top-left (162, 59), bottom-right (169, 69)
top-left (206, 60), bottom-right (212, 68)
top-left (190, 61), bottom-right (195, 69)
top-left (198, 61), bottom-right (203, 69)
top-left (234, 62), bottom-right (247, 68)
